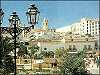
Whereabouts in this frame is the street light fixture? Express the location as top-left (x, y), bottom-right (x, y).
top-left (26, 4), bottom-right (40, 70)
top-left (26, 4), bottom-right (40, 29)
top-left (9, 12), bottom-right (20, 27)
top-left (8, 11), bottom-right (21, 75)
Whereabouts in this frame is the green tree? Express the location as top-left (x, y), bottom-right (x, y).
top-left (29, 45), bottom-right (39, 58)
top-left (0, 37), bottom-right (14, 74)
top-left (60, 51), bottom-right (87, 75)
top-left (40, 51), bottom-right (54, 58)
top-left (28, 45), bottom-right (39, 70)
top-left (17, 42), bottom-right (28, 58)
top-left (48, 51), bottom-right (54, 58)
top-left (55, 48), bottom-right (64, 58)
top-left (41, 51), bottom-right (48, 58)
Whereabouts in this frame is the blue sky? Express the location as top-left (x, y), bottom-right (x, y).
top-left (1, 1), bottom-right (99, 28)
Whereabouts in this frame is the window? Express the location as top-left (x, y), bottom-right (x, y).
top-left (93, 32), bottom-right (94, 34)
top-left (38, 32), bottom-right (41, 34)
top-left (90, 28), bottom-right (91, 31)
top-left (87, 27), bottom-right (88, 29)
top-left (18, 37), bottom-right (19, 39)
top-left (71, 39), bottom-right (73, 41)
top-left (44, 48), bottom-right (47, 50)
top-left (99, 25), bottom-right (100, 29)
top-left (90, 25), bottom-right (91, 28)
top-left (73, 45), bottom-right (77, 51)
top-left (68, 45), bottom-right (72, 51)
top-left (87, 21), bottom-right (88, 23)
top-left (96, 32), bottom-right (97, 34)
top-left (87, 24), bottom-right (88, 26)
top-left (95, 25), bottom-right (97, 28)
top-left (24, 60), bottom-right (28, 64)
top-left (87, 30), bottom-right (88, 33)
top-left (95, 28), bottom-right (97, 31)
top-left (88, 45), bottom-right (91, 50)
top-left (99, 21), bottom-right (100, 24)
top-left (86, 38), bottom-right (88, 41)
top-left (92, 26), bottom-right (94, 28)
top-left (83, 45), bottom-right (87, 50)
top-left (92, 22), bottom-right (94, 25)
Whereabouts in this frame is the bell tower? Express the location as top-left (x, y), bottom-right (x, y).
top-left (43, 18), bottom-right (48, 30)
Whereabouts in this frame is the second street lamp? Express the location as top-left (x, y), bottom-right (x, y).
top-left (26, 4), bottom-right (40, 29)
top-left (26, 4), bottom-right (40, 70)
top-left (8, 11), bottom-right (20, 75)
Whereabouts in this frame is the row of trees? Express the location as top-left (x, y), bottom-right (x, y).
top-left (17, 42), bottom-right (54, 59)
top-left (0, 36), bottom-right (54, 74)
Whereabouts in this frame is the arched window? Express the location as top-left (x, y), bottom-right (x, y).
top-left (83, 45), bottom-right (87, 50)
top-left (73, 45), bottom-right (77, 51)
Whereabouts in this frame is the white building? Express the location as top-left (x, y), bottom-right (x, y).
top-left (63, 35), bottom-right (96, 51)
top-left (29, 34), bottom-right (97, 52)
top-left (56, 18), bottom-right (100, 36)
top-left (80, 18), bottom-right (99, 36)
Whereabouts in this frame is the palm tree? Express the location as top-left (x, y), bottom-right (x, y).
top-left (0, 36), bottom-right (14, 74)
top-left (28, 45), bottom-right (39, 69)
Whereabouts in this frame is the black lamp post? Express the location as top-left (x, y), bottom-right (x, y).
top-left (0, 4), bottom-right (40, 74)
top-left (26, 4), bottom-right (40, 29)
top-left (26, 4), bottom-right (40, 70)
top-left (8, 11), bottom-right (20, 75)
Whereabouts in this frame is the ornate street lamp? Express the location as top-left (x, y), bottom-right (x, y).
top-left (26, 4), bottom-right (40, 70)
top-left (8, 11), bottom-right (20, 75)
top-left (0, 4), bottom-right (40, 74)
top-left (26, 4), bottom-right (40, 29)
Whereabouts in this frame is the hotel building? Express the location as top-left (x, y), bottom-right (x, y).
top-left (57, 18), bottom-right (100, 36)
